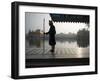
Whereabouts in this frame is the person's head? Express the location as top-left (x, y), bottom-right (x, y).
top-left (49, 20), bottom-right (53, 26)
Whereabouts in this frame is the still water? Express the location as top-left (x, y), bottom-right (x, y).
top-left (26, 39), bottom-right (89, 58)
top-left (26, 39), bottom-right (89, 49)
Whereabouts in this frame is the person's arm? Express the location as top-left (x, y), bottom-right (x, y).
top-left (44, 32), bottom-right (49, 35)
top-left (44, 27), bottom-right (51, 35)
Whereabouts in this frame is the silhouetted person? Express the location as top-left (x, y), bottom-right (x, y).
top-left (44, 20), bottom-right (56, 52)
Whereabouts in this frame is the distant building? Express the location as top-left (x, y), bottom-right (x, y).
top-left (27, 29), bottom-right (43, 39)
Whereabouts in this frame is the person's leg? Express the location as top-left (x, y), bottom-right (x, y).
top-left (50, 45), bottom-right (53, 52)
top-left (52, 45), bottom-right (55, 51)
top-left (50, 45), bottom-right (55, 52)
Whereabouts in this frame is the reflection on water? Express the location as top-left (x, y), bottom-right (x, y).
top-left (26, 39), bottom-right (43, 48)
top-left (26, 38), bottom-right (89, 49)
top-left (77, 39), bottom-right (89, 47)
top-left (26, 38), bottom-right (89, 58)
top-left (27, 39), bottom-right (42, 48)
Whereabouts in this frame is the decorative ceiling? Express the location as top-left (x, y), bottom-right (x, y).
top-left (50, 14), bottom-right (89, 23)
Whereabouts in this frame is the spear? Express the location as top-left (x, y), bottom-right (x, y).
top-left (43, 18), bottom-right (45, 54)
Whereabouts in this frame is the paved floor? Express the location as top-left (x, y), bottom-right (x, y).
top-left (26, 47), bottom-right (89, 59)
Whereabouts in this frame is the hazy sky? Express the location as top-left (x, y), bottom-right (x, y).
top-left (25, 12), bottom-right (88, 34)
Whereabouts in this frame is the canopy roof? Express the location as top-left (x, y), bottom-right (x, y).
top-left (50, 14), bottom-right (89, 23)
